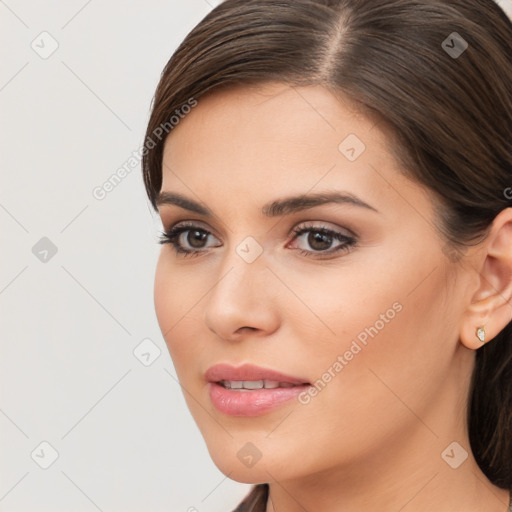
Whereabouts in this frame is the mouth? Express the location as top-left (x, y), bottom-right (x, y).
top-left (205, 363), bottom-right (311, 416)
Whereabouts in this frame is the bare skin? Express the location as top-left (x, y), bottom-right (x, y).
top-left (153, 82), bottom-right (512, 512)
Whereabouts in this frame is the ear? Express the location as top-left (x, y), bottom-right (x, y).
top-left (459, 207), bottom-right (512, 349)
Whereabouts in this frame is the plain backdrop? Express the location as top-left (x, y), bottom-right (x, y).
top-left (1, 1), bottom-right (511, 511)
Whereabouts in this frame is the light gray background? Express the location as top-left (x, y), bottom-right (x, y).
top-left (1, 1), bottom-right (511, 511)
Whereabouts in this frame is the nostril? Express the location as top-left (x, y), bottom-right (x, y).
top-left (238, 326), bottom-right (257, 332)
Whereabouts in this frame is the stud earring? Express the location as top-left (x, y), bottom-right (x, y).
top-left (476, 326), bottom-right (486, 343)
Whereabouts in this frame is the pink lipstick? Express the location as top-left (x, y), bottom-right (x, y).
top-left (205, 363), bottom-right (311, 416)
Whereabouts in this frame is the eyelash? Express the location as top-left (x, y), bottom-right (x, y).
top-left (157, 221), bottom-right (357, 259)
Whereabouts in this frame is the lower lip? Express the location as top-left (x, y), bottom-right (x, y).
top-left (208, 382), bottom-right (311, 416)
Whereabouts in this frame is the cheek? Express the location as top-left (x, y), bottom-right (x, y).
top-left (153, 253), bottom-right (176, 336)
top-left (153, 253), bottom-right (202, 359)
top-left (298, 260), bottom-right (454, 431)
top-left (154, 251), bottom-right (204, 324)
top-left (283, 251), bottom-right (450, 391)
top-left (153, 253), bottom-right (219, 402)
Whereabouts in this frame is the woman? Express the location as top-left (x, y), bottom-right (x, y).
top-left (142, 1), bottom-right (512, 510)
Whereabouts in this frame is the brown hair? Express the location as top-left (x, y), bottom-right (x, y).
top-left (142, 0), bottom-right (512, 494)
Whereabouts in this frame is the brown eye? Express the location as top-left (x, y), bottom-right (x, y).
top-left (184, 229), bottom-right (209, 249)
top-left (158, 223), bottom-right (221, 257)
top-left (306, 231), bottom-right (334, 251)
top-left (289, 223), bottom-right (357, 258)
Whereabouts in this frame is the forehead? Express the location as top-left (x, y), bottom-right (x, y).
top-left (164, 84), bottom-right (386, 179)
top-left (159, 82), bottom-right (433, 226)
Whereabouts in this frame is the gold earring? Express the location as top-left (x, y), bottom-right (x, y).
top-left (476, 326), bottom-right (486, 343)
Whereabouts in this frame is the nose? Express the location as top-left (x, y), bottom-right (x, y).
top-left (203, 246), bottom-right (280, 342)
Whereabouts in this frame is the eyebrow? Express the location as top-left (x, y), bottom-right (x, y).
top-left (156, 190), bottom-right (379, 217)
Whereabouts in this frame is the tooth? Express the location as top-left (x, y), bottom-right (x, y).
top-left (243, 380), bottom-right (264, 389)
top-left (221, 380), bottom-right (301, 390)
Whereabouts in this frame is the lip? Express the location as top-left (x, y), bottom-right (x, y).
top-left (205, 363), bottom-right (310, 385)
top-left (205, 363), bottom-right (311, 417)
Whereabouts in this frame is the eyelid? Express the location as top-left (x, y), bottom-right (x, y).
top-left (292, 220), bottom-right (356, 237)
top-left (162, 219), bottom-right (222, 239)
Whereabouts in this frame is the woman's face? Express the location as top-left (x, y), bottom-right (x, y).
top-left (154, 82), bottom-right (475, 484)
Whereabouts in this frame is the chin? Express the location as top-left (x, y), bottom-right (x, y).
top-left (207, 446), bottom-right (276, 484)
top-left (223, 469), bottom-right (269, 485)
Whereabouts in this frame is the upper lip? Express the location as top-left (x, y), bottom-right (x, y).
top-left (205, 363), bottom-right (310, 384)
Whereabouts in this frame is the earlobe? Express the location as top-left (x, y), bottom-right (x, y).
top-left (459, 207), bottom-right (512, 350)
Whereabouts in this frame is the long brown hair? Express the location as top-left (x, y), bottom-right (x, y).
top-left (142, 0), bottom-right (512, 493)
